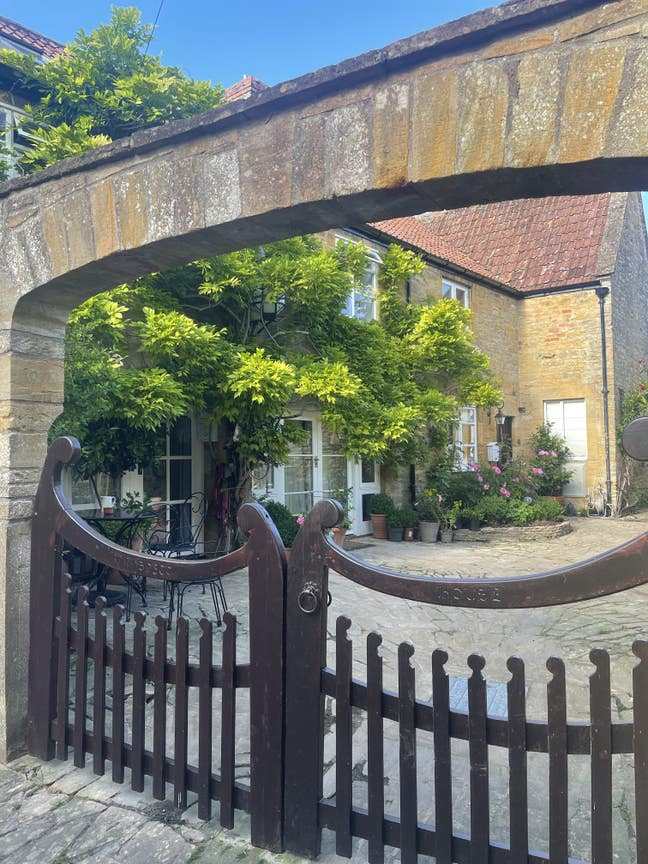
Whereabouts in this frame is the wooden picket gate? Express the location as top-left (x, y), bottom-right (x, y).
top-left (28, 437), bottom-right (648, 862)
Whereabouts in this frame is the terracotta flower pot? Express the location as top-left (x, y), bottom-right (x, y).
top-left (370, 513), bottom-right (388, 539)
top-left (331, 526), bottom-right (347, 547)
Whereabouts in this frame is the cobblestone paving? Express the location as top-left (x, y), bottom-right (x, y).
top-left (4, 515), bottom-right (648, 863)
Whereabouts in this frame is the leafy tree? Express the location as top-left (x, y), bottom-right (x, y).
top-left (53, 237), bottom-right (501, 504)
top-left (3, 7), bottom-right (502, 507)
top-left (0, 6), bottom-right (222, 172)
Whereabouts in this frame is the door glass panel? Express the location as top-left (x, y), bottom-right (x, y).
top-left (361, 460), bottom-right (375, 483)
top-left (170, 416), bottom-right (192, 456)
top-left (170, 459), bottom-right (192, 500)
top-left (285, 420), bottom-right (314, 515)
top-left (143, 461), bottom-right (166, 500)
top-left (321, 427), bottom-right (347, 495)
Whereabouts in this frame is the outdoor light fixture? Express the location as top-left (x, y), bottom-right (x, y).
top-left (488, 401), bottom-right (506, 425)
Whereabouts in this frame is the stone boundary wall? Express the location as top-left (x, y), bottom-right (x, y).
top-left (455, 521), bottom-right (574, 542)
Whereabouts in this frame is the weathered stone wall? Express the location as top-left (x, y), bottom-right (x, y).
top-left (517, 289), bottom-right (610, 500)
top-left (609, 192), bottom-right (648, 504)
top-left (0, 0), bottom-right (645, 759)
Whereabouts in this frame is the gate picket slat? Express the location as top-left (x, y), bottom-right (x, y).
top-left (152, 616), bottom-right (167, 800)
top-left (432, 649), bottom-right (452, 864)
top-left (92, 597), bottom-right (107, 775)
top-left (336, 616), bottom-right (353, 858)
top-left (73, 586), bottom-right (89, 768)
top-left (633, 640), bottom-right (648, 863)
top-left (174, 617), bottom-right (189, 809)
top-left (367, 632), bottom-right (384, 864)
top-left (131, 611), bottom-right (146, 792)
top-left (198, 618), bottom-right (213, 822)
top-left (590, 648), bottom-right (612, 864)
top-left (506, 656), bottom-right (528, 864)
top-left (467, 653), bottom-right (488, 864)
top-left (56, 575), bottom-right (73, 761)
top-left (398, 642), bottom-right (417, 864)
top-left (220, 611), bottom-right (237, 828)
top-left (547, 657), bottom-right (568, 863)
top-left (112, 605), bottom-right (126, 784)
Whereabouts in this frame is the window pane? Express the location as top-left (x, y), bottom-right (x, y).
top-left (170, 459), bottom-right (192, 500)
top-left (143, 461), bottom-right (166, 500)
top-left (354, 290), bottom-right (374, 322)
top-left (323, 456), bottom-right (348, 496)
top-left (442, 282), bottom-right (453, 299)
top-left (285, 491), bottom-right (313, 515)
top-left (361, 460), bottom-right (375, 483)
top-left (170, 416), bottom-right (192, 456)
top-left (71, 476), bottom-right (96, 507)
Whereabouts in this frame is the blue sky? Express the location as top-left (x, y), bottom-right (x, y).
top-left (4, 0), bottom-right (492, 88)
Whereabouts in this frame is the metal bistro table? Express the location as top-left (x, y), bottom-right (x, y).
top-left (85, 510), bottom-right (157, 618)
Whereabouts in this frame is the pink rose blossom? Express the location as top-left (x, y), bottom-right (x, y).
top-left (550, 450), bottom-right (558, 458)
top-left (538, 449), bottom-right (549, 456)
top-left (532, 467), bottom-right (544, 475)
top-left (483, 483), bottom-right (490, 491)
top-left (492, 465), bottom-right (501, 474)
top-left (297, 515), bottom-right (305, 524)
top-left (500, 487), bottom-right (511, 497)
top-left (477, 475), bottom-right (483, 483)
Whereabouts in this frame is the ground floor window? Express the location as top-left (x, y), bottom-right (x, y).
top-left (453, 406), bottom-right (477, 469)
top-left (544, 398), bottom-right (587, 495)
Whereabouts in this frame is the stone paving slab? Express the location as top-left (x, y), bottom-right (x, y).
top-left (6, 514), bottom-right (648, 863)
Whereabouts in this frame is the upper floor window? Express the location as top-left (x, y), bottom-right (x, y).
top-left (442, 279), bottom-right (470, 308)
top-left (0, 102), bottom-right (38, 177)
top-left (337, 235), bottom-right (382, 322)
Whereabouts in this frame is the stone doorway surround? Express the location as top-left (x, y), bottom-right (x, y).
top-left (0, 0), bottom-right (646, 758)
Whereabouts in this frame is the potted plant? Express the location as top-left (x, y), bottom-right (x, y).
top-left (416, 489), bottom-right (442, 543)
top-left (261, 499), bottom-right (303, 548)
top-left (330, 486), bottom-right (353, 546)
top-left (461, 506), bottom-right (482, 532)
top-left (386, 507), bottom-right (405, 541)
top-left (400, 505), bottom-right (419, 541)
top-left (439, 499), bottom-right (462, 542)
top-left (369, 492), bottom-right (394, 540)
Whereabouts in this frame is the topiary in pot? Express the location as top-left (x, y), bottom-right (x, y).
top-left (369, 492), bottom-right (394, 539)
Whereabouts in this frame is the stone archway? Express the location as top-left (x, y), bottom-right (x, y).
top-left (0, 0), bottom-right (646, 758)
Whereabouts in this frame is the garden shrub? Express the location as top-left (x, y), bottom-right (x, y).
top-left (262, 499), bottom-right (301, 547)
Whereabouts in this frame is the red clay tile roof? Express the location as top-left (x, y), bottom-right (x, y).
top-left (0, 16), bottom-right (63, 59)
top-left (224, 75), bottom-right (269, 102)
top-left (370, 216), bottom-right (516, 289)
top-left (406, 195), bottom-right (613, 293)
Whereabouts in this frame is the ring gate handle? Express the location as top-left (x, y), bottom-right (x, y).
top-left (298, 581), bottom-right (321, 614)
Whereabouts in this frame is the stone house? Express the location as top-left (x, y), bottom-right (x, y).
top-left (0, 17), bottom-right (62, 176)
top-left (365, 191), bottom-right (648, 510)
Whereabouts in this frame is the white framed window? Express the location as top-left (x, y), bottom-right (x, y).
top-left (442, 279), bottom-right (470, 308)
top-left (453, 406), bottom-right (477, 469)
top-left (0, 102), bottom-right (38, 177)
top-left (337, 235), bottom-right (382, 321)
top-left (544, 398), bottom-right (587, 496)
top-left (544, 399), bottom-right (587, 459)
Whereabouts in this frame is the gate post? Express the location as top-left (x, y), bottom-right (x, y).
top-left (28, 437), bottom-right (78, 760)
top-left (238, 503), bottom-right (288, 853)
top-left (283, 500), bottom-right (341, 858)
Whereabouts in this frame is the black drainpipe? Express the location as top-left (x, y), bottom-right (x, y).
top-left (595, 285), bottom-right (613, 510)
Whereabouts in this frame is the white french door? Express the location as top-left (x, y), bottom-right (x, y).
top-left (280, 415), bottom-right (378, 535)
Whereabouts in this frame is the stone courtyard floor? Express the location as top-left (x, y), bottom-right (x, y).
top-left (4, 513), bottom-right (648, 863)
